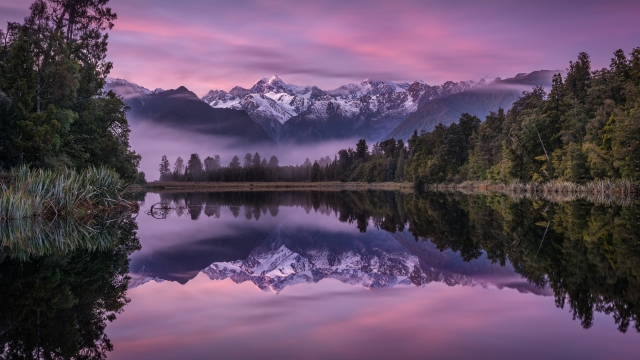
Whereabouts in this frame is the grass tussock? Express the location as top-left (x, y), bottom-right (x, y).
top-left (0, 165), bottom-right (132, 222)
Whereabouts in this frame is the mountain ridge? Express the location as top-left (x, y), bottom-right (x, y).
top-left (104, 78), bottom-right (275, 144)
top-left (202, 75), bottom-right (491, 143)
top-left (387, 70), bottom-right (562, 140)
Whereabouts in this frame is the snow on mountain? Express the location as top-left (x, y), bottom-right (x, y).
top-left (194, 226), bottom-right (479, 294)
top-left (201, 244), bottom-right (472, 294)
top-left (201, 75), bottom-right (492, 143)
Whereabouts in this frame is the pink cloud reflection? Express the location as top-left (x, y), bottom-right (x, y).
top-left (107, 274), bottom-right (640, 359)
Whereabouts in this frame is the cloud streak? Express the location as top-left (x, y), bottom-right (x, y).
top-left (1, 0), bottom-right (639, 95)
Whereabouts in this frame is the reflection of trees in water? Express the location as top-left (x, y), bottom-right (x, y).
top-left (406, 194), bottom-right (640, 333)
top-left (150, 190), bottom-right (640, 333)
top-left (0, 216), bottom-right (140, 359)
top-left (204, 204), bottom-right (221, 218)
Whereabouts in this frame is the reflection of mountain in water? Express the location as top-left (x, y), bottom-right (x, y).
top-left (135, 190), bottom-right (640, 332)
top-left (132, 218), bottom-right (546, 295)
top-left (129, 225), bottom-right (270, 285)
top-left (203, 227), bottom-right (477, 293)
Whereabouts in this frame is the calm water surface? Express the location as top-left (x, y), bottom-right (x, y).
top-left (2, 191), bottom-right (639, 359)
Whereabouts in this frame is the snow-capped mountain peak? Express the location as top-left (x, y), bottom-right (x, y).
top-left (200, 74), bottom-right (502, 143)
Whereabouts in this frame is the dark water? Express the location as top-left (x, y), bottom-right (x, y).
top-left (1, 191), bottom-right (639, 359)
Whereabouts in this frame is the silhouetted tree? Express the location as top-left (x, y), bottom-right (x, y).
top-left (356, 139), bottom-right (368, 160)
top-left (311, 161), bottom-right (321, 182)
top-left (252, 152), bottom-right (261, 167)
top-left (159, 155), bottom-right (171, 181)
top-left (229, 155), bottom-right (241, 169)
top-left (268, 156), bottom-right (279, 168)
top-left (204, 155), bottom-right (220, 172)
top-left (186, 153), bottom-right (203, 181)
top-left (173, 157), bottom-right (184, 176)
top-left (243, 153), bottom-right (252, 168)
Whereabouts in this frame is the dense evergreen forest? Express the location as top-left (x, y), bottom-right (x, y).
top-left (159, 48), bottom-right (639, 187)
top-left (0, 0), bottom-right (140, 182)
top-left (344, 49), bottom-right (640, 186)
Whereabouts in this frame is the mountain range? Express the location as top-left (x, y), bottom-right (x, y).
top-left (107, 70), bottom-right (560, 145)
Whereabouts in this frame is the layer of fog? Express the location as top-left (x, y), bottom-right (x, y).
top-left (130, 122), bottom-right (360, 181)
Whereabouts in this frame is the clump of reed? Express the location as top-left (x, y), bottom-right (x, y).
top-left (0, 216), bottom-right (124, 260)
top-left (0, 165), bottom-right (127, 221)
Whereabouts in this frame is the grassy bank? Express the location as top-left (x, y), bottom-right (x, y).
top-left (145, 181), bottom-right (414, 192)
top-left (0, 166), bottom-right (136, 222)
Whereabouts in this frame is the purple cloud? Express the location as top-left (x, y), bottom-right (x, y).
top-left (1, 0), bottom-right (639, 95)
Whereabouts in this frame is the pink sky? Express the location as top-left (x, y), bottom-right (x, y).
top-left (2, 0), bottom-right (640, 96)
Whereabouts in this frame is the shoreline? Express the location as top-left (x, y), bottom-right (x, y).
top-left (139, 180), bottom-right (638, 202)
top-left (144, 181), bottom-right (414, 192)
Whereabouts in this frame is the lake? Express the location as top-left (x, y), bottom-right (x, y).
top-left (1, 190), bottom-right (639, 359)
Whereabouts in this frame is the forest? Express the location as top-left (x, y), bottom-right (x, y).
top-left (0, 0), bottom-right (140, 182)
top-left (342, 49), bottom-right (640, 187)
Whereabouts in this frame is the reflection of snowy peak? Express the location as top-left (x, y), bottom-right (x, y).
top-left (201, 75), bottom-right (492, 143)
top-left (129, 222), bottom-right (549, 296)
top-left (203, 244), bottom-right (473, 294)
top-left (201, 227), bottom-right (475, 294)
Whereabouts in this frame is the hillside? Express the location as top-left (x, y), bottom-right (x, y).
top-left (105, 80), bottom-right (275, 144)
top-left (387, 70), bottom-right (560, 140)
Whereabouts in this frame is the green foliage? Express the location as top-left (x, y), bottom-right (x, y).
top-left (404, 113), bottom-right (481, 184)
top-left (0, 0), bottom-right (140, 182)
top-left (0, 165), bottom-right (126, 221)
top-left (377, 48), bottom-right (640, 187)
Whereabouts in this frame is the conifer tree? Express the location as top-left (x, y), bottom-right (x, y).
top-left (159, 155), bottom-right (171, 181)
top-left (173, 157), bottom-right (184, 176)
top-left (0, 0), bottom-right (140, 181)
top-left (229, 156), bottom-right (241, 169)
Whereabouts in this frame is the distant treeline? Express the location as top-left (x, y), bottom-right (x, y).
top-left (158, 153), bottom-right (337, 182)
top-left (158, 49), bottom-right (639, 186)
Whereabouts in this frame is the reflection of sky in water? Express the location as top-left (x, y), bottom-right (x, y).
top-left (109, 277), bottom-right (639, 360)
top-left (106, 192), bottom-right (640, 359)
